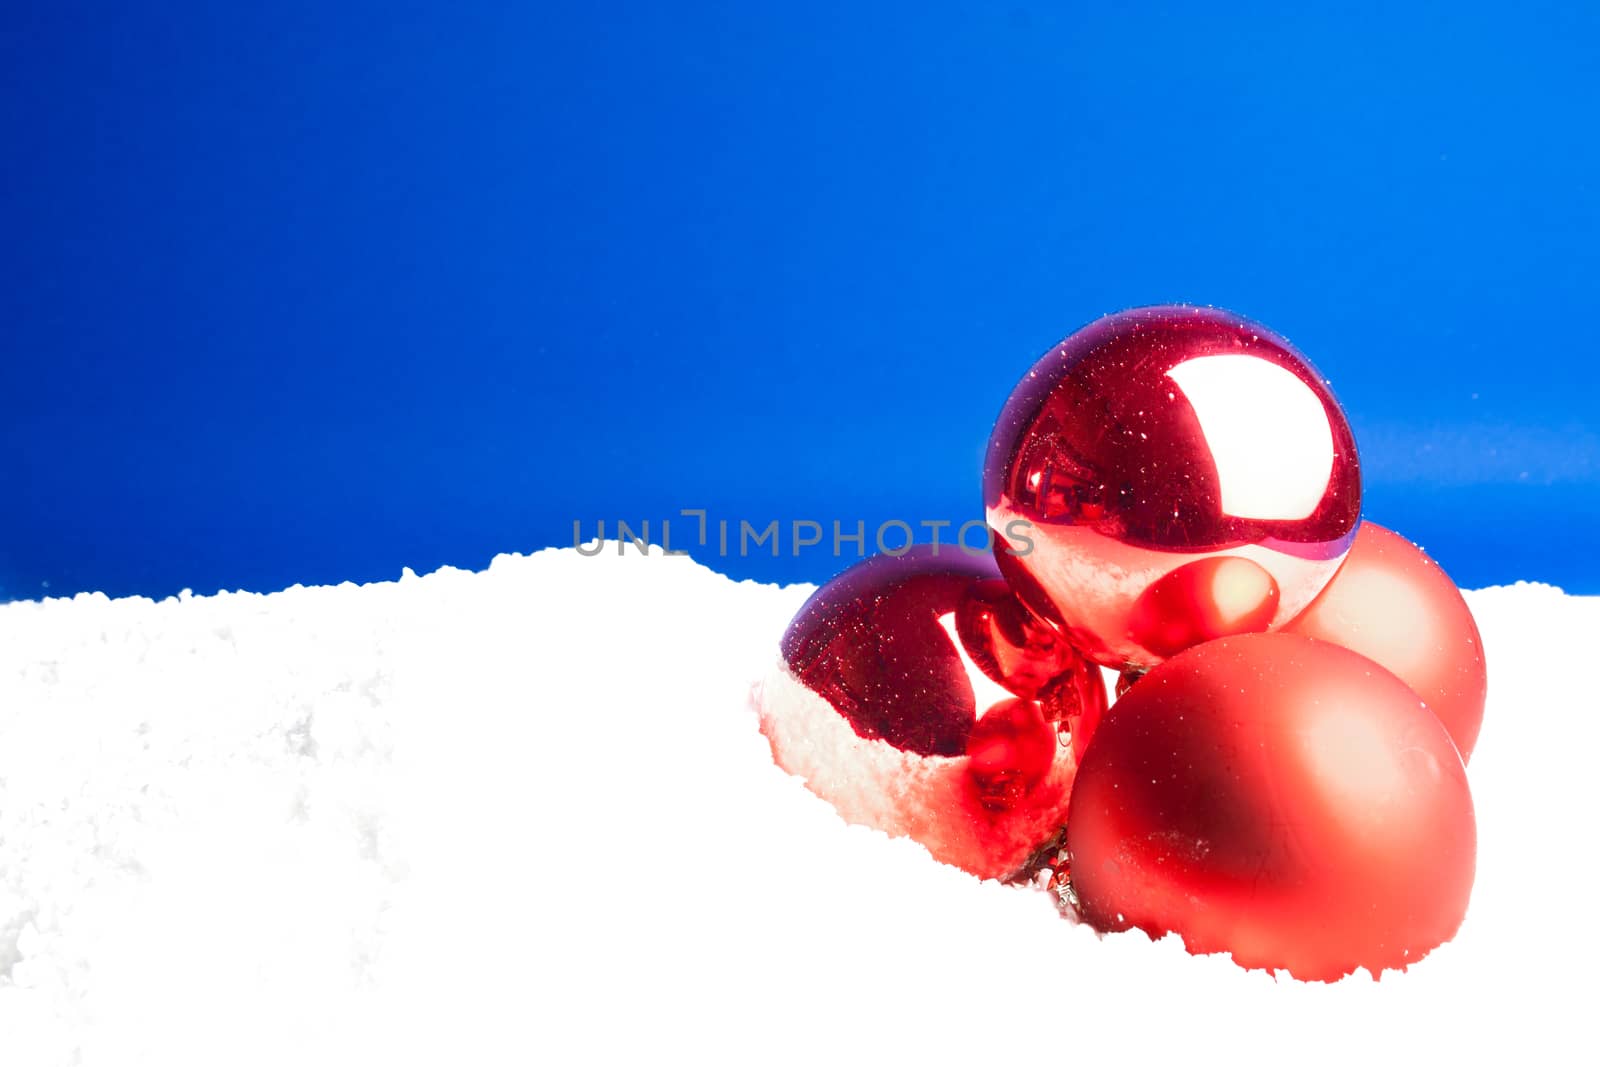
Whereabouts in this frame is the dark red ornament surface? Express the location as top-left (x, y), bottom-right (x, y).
top-left (1283, 521), bottom-right (1488, 760)
top-left (984, 305), bottom-right (1361, 669)
top-left (1066, 632), bottom-right (1476, 981)
top-left (779, 548), bottom-right (993, 757)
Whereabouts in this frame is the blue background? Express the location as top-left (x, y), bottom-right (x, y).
top-left (3, 2), bottom-right (1597, 600)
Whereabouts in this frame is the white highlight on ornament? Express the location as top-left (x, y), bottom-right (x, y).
top-left (936, 610), bottom-right (1014, 718)
top-left (1167, 355), bottom-right (1336, 521)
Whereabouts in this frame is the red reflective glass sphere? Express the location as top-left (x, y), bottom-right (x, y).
top-left (778, 549), bottom-right (998, 758)
top-left (757, 547), bottom-right (1107, 878)
top-left (984, 305), bottom-right (1361, 669)
top-left (1284, 521), bottom-right (1487, 760)
top-left (954, 576), bottom-right (1106, 743)
top-left (1066, 633), bottom-right (1476, 981)
top-left (966, 698), bottom-right (1057, 812)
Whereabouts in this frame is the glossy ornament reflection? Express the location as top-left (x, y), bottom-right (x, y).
top-left (779, 549), bottom-right (995, 758)
top-left (984, 305), bottom-right (1361, 669)
top-left (954, 576), bottom-right (1106, 740)
top-left (1127, 555), bottom-right (1280, 659)
top-left (1067, 633), bottom-right (1476, 981)
top-left (757, 547), bottom-right (1108, 879)
top-left (966, 698), bottom-right (1057, 812)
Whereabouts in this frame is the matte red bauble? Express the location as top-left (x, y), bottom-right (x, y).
top-left (984, 305), bottom-right (1361, 670)
top-left (1066, 633), bottom-right (1476, 981)
top-left (755, 547), bottom-right (1107, 879)
top-left (1284, 521), bottom-right (1487, 760)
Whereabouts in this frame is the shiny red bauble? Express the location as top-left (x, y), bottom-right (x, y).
top-left (984, 305), bottom-right (1361, 670)
top-left (966, 698), bottom-right (1057, 812)
top-left (1284, 521), bottom-right (1488, 760)
top-left (779, 549), bottom-right (997, 758)
top-left (956, 577), bottom-right (1085, 701)
top-left (779, 549), bottom-right (1106, 759)
top-left (954, 576), bottom-right (1109, 762)
top-left (1066, 633), bottom-right (1476, 981)
top-left (758, 547), bottom-right (1107, 878)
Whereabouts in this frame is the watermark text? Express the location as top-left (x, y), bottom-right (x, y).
top-left (572, 509), bottom-right (1035, 559)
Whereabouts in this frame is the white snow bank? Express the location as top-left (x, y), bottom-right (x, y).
top-left (0, 548), bottom-right (1594, 1065)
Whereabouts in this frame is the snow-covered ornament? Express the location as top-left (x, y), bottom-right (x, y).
top-left (754, 547), bottom-right (1105, 879)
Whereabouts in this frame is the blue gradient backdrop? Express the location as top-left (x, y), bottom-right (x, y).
top-left (3, 3), bottom-right (1597, 599)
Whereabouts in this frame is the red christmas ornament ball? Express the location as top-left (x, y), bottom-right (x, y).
top-left (1284, 521), bottom-right (1488, 760)
top-left (985, 305), bottom-right (1361, 670)
top-left (1066, 632), bottom-right (1476, 980)
top-left (756, 547), bottom-right (1106, 878)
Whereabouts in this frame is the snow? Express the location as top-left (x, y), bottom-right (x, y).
top-left (0, 546), bottom-right (1594, 1065)
top-left (754, 660), bottom-right (1076, 880)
